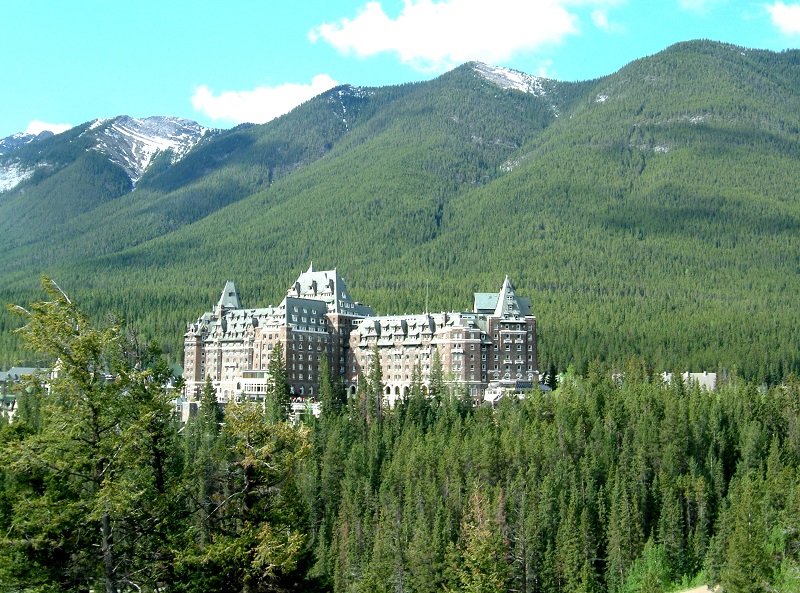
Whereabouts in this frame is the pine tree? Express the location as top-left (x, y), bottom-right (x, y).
top-left (406, 362), bottom-right (429, 429)
top-left (554, 493), bottom-right (583, 592)
top-left (657, 485), bottom-right (686, 581)
top-left (265, 342), bottom-right (290, 423)
top-left (367, 345), bottom-right (384, 422)
top-left (429, 347), bottom-right (445, 406)
top-left (454, 487), bottom-right (511, 593)
top-left (319, 356), bottom-right (339, 419)
top-left (200, 374), bottom-right (223, 427)
top-left (606, 469), bottom-right (645, 593)
top-left (179, 401), bottom-right (311, 591)
top-left (720, 474), bottom-right (770, 593)
top-left (1, 277), bottom-right (183, 593)
top-left (546, 362), bottom-right (559, 389)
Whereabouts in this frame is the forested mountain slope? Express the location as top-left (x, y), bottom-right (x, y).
top-left (2, 40), bottom-right (799, 381)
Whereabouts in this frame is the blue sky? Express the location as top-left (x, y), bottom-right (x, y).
top-left (2, 0), bottom-right (800, 139)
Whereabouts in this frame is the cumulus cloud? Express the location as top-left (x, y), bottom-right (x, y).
top-left (26, 120), bottom-right (72, 135)
top-left (767, 2), bottom-right (800, 34)
top-left (309, 0), bottom-right (587, 72)
top-left (191, 74), bottom-right (340, 125)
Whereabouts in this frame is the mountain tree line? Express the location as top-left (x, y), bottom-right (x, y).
top-left (4, 45), bottom-right (800, 381)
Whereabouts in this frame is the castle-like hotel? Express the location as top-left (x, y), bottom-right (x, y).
top-left (183, 265), bottom-right (538, 405)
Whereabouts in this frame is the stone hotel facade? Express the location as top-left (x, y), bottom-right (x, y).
top-left (183, 266), bottom-right (538, 404)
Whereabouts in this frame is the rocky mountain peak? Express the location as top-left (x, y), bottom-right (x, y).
top-left (0, 130), bottom-right (54, 157)
top-left (88, 115), bottom-right (209, 184)
top-left (472, 62), bottom-right (549, 97)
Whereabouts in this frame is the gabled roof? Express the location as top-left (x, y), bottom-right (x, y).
top-left (473, 293), bottom-right (499, 314)
top-left (0, 367), bottom-right (43, 382)
top-left (287, 263), bottom-right (374, 316)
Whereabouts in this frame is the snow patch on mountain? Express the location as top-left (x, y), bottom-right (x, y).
top-left (92, 116), bottom-right (209, 184)
top-left (0, 162), bottom-right (34, 192)
top-left (473, 62), bottom-right (548, 96)
top-left (0, 130), bottom-right (54, 156)
top-left (327, 85), bottom-right (372, 131)
top-left (88, 118), bottom-right (111, 132)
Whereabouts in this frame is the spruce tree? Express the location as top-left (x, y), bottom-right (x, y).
top-left (720, 475), bottom-right (770, 593)
top-left (199, 374), bottom-right (223, 427)
top-left (429, 347), bottom-right (445, 405)
top-left (367, 345), bottom-right (384, 422)
top-left (318, 356), bottom-right (339, 419)
top-left (265, 342), bottom-right (290, 422)
top-left (1, 277), bottom-right (183, 593)
top-left (454, 487), bottom-right (511, 593)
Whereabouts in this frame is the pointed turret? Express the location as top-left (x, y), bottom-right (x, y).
top-left (494, 276), bottom-right (522, 318)
top-left (217, 280), bottom-right (242, 314)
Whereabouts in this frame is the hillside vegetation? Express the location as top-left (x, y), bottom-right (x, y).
top-left (2, 288), bottom-right (799, 592)
top-left (2, 40), bottom-right (800, 382)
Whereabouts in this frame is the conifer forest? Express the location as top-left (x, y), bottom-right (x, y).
top-left (2, 40), bottom-right (800, 592)
top-left (1, 279), bottom-right (800, 593)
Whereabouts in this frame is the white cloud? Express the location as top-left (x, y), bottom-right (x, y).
top-left (309, 0), bottom-right (590, 72)
top-left (677, 0), bottom-right (720, 12)
top-left (591, 9), bottom-right (610, 28)
top-left (191, 74), bottom-right (340, 125)
top-left (26, 120), bottom-right (72, 135)
top-left (767, 2), bottom-right (800, 34)
top-left (535, 59), bottom-right (555, 77)
top-left (590, 8), bottom-right (624, 32)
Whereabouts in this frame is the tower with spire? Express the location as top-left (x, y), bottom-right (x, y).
top-left (184, 267), bottom-right (537, 409)
top-left (183, 264), bottom-right (374, 403)
top-left (348, 275), bottom-right (537, 406)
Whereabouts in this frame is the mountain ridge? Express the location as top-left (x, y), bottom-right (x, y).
top-left (1, 40), bottom-right (799, 382)
top-left (0, 115), bottom-right (211, 195)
